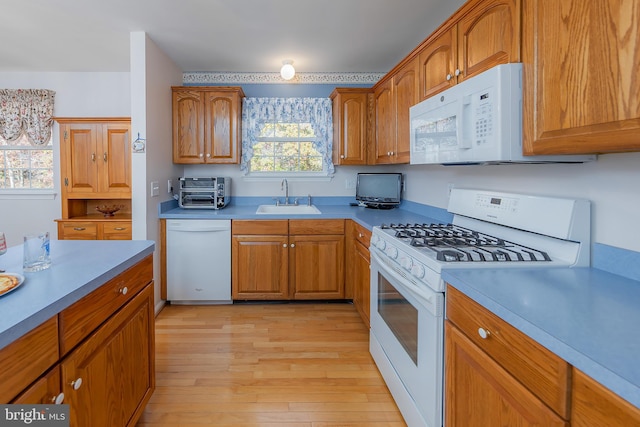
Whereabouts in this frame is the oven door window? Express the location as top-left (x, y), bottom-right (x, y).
top-left (378, 273), bottom-right (418, 364)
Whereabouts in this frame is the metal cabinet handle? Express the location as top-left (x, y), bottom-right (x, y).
top-left (358, 233), bottom-right (363, 238)
top-left (114, 227), bottom-right (126, 231)
top-left (91, 153), bottom-right (96, 162)
top-left (199, 153), bottom-right (204, 158)
top-left (282, 244), bottom-right (287, 248)
top-left (51, 392), bottom-right (65, 404)
top-left (119, 286), bottom-right (128, 295)
top-left (455, 68), bottom-right (461, 76)
top-left (340, 154), bottom-right (345, 159)
top-left (478, 327), bottom-right (491, 339)
top-left (446, 73), bottom-right (453, 81)
top-left (206, 153), bottom-right (211, 157)
top-left (290, 243), bottom-right (295, 248)
top-left (73, 227), bottom-right (86, 231)
top-left (70, 378), bottom-right (83, 390)
top-left (103, 152), bottom-right (107, 162)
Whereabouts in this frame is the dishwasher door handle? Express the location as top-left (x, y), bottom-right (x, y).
top-left (168, 227), bottom-right (230, 233)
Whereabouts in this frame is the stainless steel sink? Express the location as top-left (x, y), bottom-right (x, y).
top-left (256, 205), bottom-right (321, 215)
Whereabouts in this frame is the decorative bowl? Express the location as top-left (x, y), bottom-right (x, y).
top-left (96, 204), bottom-right (124, 217)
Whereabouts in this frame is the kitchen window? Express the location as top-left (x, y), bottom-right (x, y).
top-left (0, 133), bottom-right (54, 190)
top-left (241, 97), bottom-right (334, 177)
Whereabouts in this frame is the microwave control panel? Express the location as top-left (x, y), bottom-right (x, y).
top-left (473, 89), bottom-right (495, 146)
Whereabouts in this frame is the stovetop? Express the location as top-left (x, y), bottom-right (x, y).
top-left (379, 223), bottom-right (551, 263)
top-left (370, 189), bottom-right (591, 294)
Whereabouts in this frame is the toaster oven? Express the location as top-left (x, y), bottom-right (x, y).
top-left (178, 177), bottom-right (230, 209)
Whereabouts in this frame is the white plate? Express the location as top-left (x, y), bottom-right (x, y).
top-left (0, 273), bottom-right (25, 297)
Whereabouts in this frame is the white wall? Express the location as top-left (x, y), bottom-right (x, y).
top-left (397, 152), bottom-right (640, 253)
top-left (0, 72), bottom-right (130, 247)
top-left (130, 32), bottom-right (183, 311)
top-left (185, 151), bottom-right (640, 254)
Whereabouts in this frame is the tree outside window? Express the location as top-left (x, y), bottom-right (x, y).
top-left (0, 134), bottom-right (54, 189)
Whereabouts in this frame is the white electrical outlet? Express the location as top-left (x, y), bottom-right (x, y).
top-left (167, 179), bottom-right (172, 193)
top-left (448, 183), bottom-right (455, 198)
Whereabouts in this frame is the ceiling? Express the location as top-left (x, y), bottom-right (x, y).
top-left (0, 0), bottom-right (465, 74)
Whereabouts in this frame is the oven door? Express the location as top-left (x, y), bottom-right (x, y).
top-left (369, 248), bottom-right (444, 427)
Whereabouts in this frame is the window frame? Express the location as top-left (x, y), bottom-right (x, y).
top-left (0, 132), bottom-right (58, 199)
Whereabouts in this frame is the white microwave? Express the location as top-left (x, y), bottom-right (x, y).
top-left (409, 63), bottom-right (595, 165)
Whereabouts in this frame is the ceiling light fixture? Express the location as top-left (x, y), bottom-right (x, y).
top-left (280, 60), bottom-right (295, 80)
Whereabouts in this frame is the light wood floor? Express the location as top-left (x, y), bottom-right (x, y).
top-left (136, 302), bottom-right (406, 427)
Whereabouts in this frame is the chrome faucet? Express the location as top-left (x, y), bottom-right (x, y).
top-left (281, 178), bottom-right (289, 205)
top-left (277, 179), bottom-right (298, 206)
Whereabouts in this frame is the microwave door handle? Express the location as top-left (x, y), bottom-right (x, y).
top-left (458, 95), bottom-right (472, 150)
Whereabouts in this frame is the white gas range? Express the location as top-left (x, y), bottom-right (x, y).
top-left (369, 188), bottom-right (591, 427)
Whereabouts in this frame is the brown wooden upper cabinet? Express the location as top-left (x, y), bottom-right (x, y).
top-left (373, 56), bottom-right (419, 164)
top-left (418, 0), bottom-right (521, 101)
top-left (59, 118), bottom-right (132, 198)
top-left (522, 0), bottom-right (640, 155)
top-left (330, 88), bottom-right (373, 165)
top-left (172, 86), bottom-right (244, 164)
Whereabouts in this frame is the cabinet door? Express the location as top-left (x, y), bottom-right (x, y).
top-left (353, 240), bottom-right (370, 327)
top-left (458, 0), bottom-right (520, 82)
top-left (418, 26), bottom-right (457, 100)
top-left (61, 284), bottom-right (154, 427)
top-left (204, 91), bottom-right (240, 164)
top-left (99, 122), bottom-right (131, 195)
top-left (374, 79), bottom-right (395, 164)
top-left (522, 0), bottom-right (640, 155)
top-left (172, 89), bottom-right (205, 163)
top-left (571, 368), bottom-right (640, 427)
top-left (289, 234), bottom-right (344, 300)
top-left (445, 322), bottom-right (568, 427)
top-left (393, 57), bottom-right (419, 164)
top-left (61, 123), bottom-right (99, 194)
top-left (331, 89), bottom-right (370, 165)
top-left (232, 235), bottom-right (289, 299)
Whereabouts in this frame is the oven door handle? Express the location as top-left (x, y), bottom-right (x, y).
top-left (371, 250), bottom-right (443, 316)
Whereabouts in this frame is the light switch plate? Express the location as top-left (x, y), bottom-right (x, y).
top-left (150, 181), bottom-right (160, 197)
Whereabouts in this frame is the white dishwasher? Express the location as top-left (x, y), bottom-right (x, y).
top-left (166, 219), bottom-right (232, 304)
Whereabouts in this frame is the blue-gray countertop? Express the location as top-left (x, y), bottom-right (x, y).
top-left (0, 239), bottom-right (155, 351)
top-left (160, 199), bottom-right (640, 409)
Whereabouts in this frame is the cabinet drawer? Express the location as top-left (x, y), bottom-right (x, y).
top-left (232, 220), bottom-right (288, 235)
top-left (59, 222), bottom-right (98, 239)
top-left (290, 219), bottom-right (345, 235)
top-left (59, 255), bottom-right (153, 355)
top-left (0, 316), bottom-right (59, 403)
top-left (351, 221), bottom-right (371, 247)
top-left (446, 285), bottom-right (570, 418)
top-left (12, 365), bottom-right (62, 404)
top-left (102, 221), bottom-right (132, 239)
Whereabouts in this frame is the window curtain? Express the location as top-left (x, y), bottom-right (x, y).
top-left (0, 89), bottom-right (56, 145)
top-left (240, 97), bottom-right (334, 174)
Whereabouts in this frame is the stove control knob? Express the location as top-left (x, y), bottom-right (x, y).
top-left (385, 247), bottom-right (398, 259)
top-left (411, 264), bottom-right (425, 279)
top-left (376, 239), bottom-right (386, 250)
top-left (400, 257), bottom-right (413, 270)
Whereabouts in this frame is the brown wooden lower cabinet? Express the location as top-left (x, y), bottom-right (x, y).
top-left (445, 321), bottom-right (568, 427)
top-left (346, 220), bottom-right (371, 327)
top-left (62, 284), bottom-right (154, 427)
top-left (571, 368), bottom-right (640, 427)
top-left (232, 219), bottom-right (344, 300)
top-left (2, 255), bottom-right (154, 427)
top-left (57, 219), bottom-right (132, 240)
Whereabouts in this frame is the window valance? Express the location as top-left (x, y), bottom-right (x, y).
top-left (0, 89), bottom-right (56, 146)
